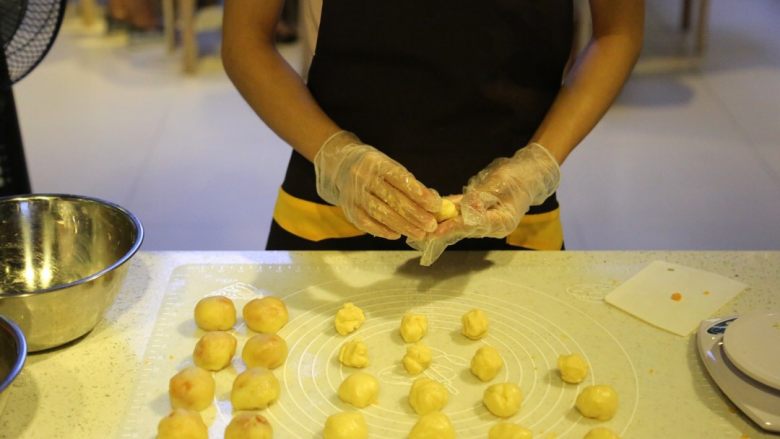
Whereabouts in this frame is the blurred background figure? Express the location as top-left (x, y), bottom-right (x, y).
top-left (106, 0), bottom-right (160, 33)
top-left (276, 0), bottom-right (298, 43)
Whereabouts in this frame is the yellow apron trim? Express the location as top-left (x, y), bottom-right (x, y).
top-left (273, 188), bottom-right (563, 249)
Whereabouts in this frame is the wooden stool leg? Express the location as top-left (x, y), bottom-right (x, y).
top-left (80, 0), bottom-right (100, 27)
top-left (682, 0), bottom-right (693, 31)
top-left (179, 0), bottom-right (198, 73)
top-left (696, 0), bottom-right (711, 54)
top-left (163, 0), bottom-right (176, 53)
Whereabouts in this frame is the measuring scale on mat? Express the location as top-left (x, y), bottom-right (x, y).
top-left (697, 311), bottom-right (780, 432)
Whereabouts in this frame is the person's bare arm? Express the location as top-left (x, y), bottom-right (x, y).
top-left (531, 0), bottom-right (645, 164)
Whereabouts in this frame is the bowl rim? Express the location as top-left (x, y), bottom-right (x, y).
top-left (0, 315), bottom-right (27, 394)
top-left (0, 193), bottom-right (144, 298)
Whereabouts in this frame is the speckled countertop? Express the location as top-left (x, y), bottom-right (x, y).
top-left (0, 251), bottom-right (777, 439)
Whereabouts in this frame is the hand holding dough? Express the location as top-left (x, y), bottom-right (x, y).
top-left (157, 409), bottom-right (208, 439)
top-left (339, 339), bottom-right (369, 368)
top-left (408, 411), bottom-right (455, 439)
top-left (400, 313), bottom-right (428, 343)
top-left (169, 367), bottom-right (215, 411)
top-left (338, 372), bottom-right (379, 408)
top-left (193, 331), bottom-right (237, 371)
top-left (225, 413), bottom-right (273, 439)
top-left (408, 377), bottom-right (449, 415)
top-left (323, 412), bottom-right (368, 439)
top-left (462, 308), bottom-right (488, 340)
top-left (558, 353), bottom-right (589, 384)
top-left (334, 303), bottom-right (366, 335)
top-left (489, 422), bottom-right (533, 439)
top-left (471, 345), bottom-right (503, 381)
top-left (402, 342), bottom-right (432, 375)
top-left (584, 427), bottom-right (620, 439)
top-left (243, 296), bottom-right (289, 334)
top-left (483, 382), bottom-right (523, 418)
top-left (194, 296), bottom-right (236, 331)
top-left (231, 368), bottom-right (280, 410)
top-left (576, 385), bottom-right (618, 421)
top-left (242, 333), bottom-right (288, 369)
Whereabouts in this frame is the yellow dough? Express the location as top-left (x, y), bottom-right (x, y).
top-left (584, 427), bottom-right (620, 439)
top-left (557, 353), bottom-right (589, 384)
top-left (408, 377), bottom-right (448, 415)
top-left (489, 423), bottom-right (533, 439)
top-left (434, 198), bottom-right (459, 222)
top-left (462, 308), bottom-right (488, 340)
top-left (323, 412), bottom-right (368, 439)
top-left (243, 296), bottom-right (289, 334)
top-left (193, 331), bottom-right (237, 371)
top-left (334, 303), bottom-right (366, 335)
top-left (576, 385), bottom-right (618, 421)
top-left (194, 296), bottom-right (236, 331)
top-left (169, 367), bottom-right (215, 411)
top-left (471, 346), bottom-right (504, 382)
top-left (338, 372), bottom-right (379, 408)
top-left (483, 382), bottom-right (523, 418)
top-left (338, 339), bottom-right (369, 368)
top-left (400, 313), bottom-right (428, 343)
top-left (231, 367), bottom-right (281, 410)
top-left (402, 342), bottom-right (432, 375)
top-left (157, 408), bottom-right (208, 439)
top-left (224, 412), bottom-right (273, 439)
top-left (242, 333), bottom-right (288, 369)
top-left (408, 411), bottom-right (455, 439)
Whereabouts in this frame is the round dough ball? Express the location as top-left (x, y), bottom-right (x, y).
top-left (584, 427), bottom-right (620, 439)
top-left (489, 423), bottom-right (533, 439)
top-left (558, 353), bottom-right (589, 384)
top-left (157, 408), bottom-right (208, 439)
top-left (338, 372), bottom-right (379, 408)
top-left (334, 303), bottom-right (366, 335)
top-left (408, 377), bottom-right (448, 415)
top-left (462, 308), bottom-right (488, 340)
top-left (323, 411), bottom-right (368, 439)
top-left (194, 296), bottom-right (236, 331)
top-left (169, 367), bottom-right (215, 411)
top-left (224, 412), bottom-right (273, 439)
top-left (338, 339), bottom-right (369, 368)
top-left (434, 198), bottom-right (459, 222)
top-left (400, 313), bottom-right (428, 343)
top-left (471, 345), bottom-right (503, 382)
top-left (402, 342), bottom-right (432, 375)
top-left (193, 331), bottom-right (237, 371)
top-left (483, 382), bottom-right (523, 418)
top-left (242, 333), bottom-right (288, 369)
top-left (408, 411), bottom-right (455, 439)
top-left (576, 385), bottom-right (618, 421)
top-left (231, 367), bottom-right (280, 410)
top-left (243, 296), bottom-right (289, 334)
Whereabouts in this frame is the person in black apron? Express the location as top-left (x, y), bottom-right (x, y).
top-left (222, 1), bottom-right (644, 263)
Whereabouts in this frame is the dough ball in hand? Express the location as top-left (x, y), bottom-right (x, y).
top-left (243, 296), bottom-right (289, 334)
top-left (408, 411), bottom-right (455, 439)
top-left (488, 422), bottom-right (533, 439)
top-left (242, 333), bottom-right (288, 369)
top-left (584, 427), bottom-right (620, 439)
top-left (338, 339), bottom-right (369, 368)
top-left (483, 382), bottom-right (523, 418)
top-left (194, 296), bottom-right (236, 331)
top-left (231, 367), bottom-right (281, 410)
top-left (408, 377), bottom-right (448, 415)
top-left (399, 313), bottom-right (428, 343)
top-left (338, 372), bottom-right (379, 408)
top-left (462, 309), bottom-right (488, 340)
top-left (471, 346), bottom-right (503, 382)
top-left (402, 342), bottom-right (432, 375)
top-left (169, 367), bottom-right (215, 411)
top-left (434, 198), bottom-right (459, 222)
top-left (224, 412), bottom-right (273, 439)
top-left (323, 411), bottom-right (368, 439)
top-left (193, 331), bottom-right (237, 371)
top-left (557, 353), bottom-right (589, 384)
top-left (576, 385), bottom-right (618, 421)
top-left (157, 408), bottom-right (208, 439)
top-left (334, 303), bottom-right (366, 335)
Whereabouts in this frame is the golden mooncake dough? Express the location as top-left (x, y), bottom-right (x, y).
top-left (434, 198), bottom-right (459, 222)
top-left (231, 367), bottom-right (280, 410)
top-left (194, 296), bottom-right (236, 331)
top-left (462, 308), bottom-right (488, 340)
top-left (576, 385), bottom-right (618, 421)
top-left (242, 333), bottom-right (288, 369)
top-left (471, 345), bottom-right (504, 382)
top-left (193, 331), bottom-right (237, 371)
top-left (402, 342), bottom-right (432, 375)
top-left (224, 412), bottom-right (273, 439)
top-left (584, 427), bottom-right (620, 439)
top-left (400, 313), bottom-right (428, 343)
top-left (338, 339), bottom-right (369, 368)
top-left (408, 377), bottom-right (448, 415)
top-left (557, 353), bottom-right (589, 384)
top-left (243, 296), bottom-right (289, 334)
top-left (483, 382), bottom-right (523, 418)
top-left (323, 411), bottom-right (368, 439)
top-left (169, 367), bottom-right (215, 411)
top-left (334, 303), bottom-right (366, 335)
top-left (338, 372), bottom-right (379, 408)
top-left (489, 422), bottom-right (533, 439)
top-left (408, 411), bottom-right (455, 439)
top-left (157, 408), bottom-right (208, 439)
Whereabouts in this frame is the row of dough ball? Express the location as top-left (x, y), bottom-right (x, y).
top-left (158, 410), bottom-right (273, 439)
top-left (194, 295), bottom-right (289, 334)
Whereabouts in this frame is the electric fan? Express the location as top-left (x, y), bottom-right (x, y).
top-left (1, 0), bottom-right (67, 195)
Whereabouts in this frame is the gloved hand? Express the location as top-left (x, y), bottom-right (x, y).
top-left (314, 130), bottom-right (441, 240)
top-left (408, 143), bottom-right (560, 265)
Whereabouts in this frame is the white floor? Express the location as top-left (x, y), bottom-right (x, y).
top-left (13, 1), bottom-right (780, 251)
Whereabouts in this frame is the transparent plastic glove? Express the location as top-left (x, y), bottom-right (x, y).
top-left (314, 130), bottom-right (441, 240)
top-left (408, 143), bottom-right (560, 266)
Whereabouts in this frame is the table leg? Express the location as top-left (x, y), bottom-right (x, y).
top-left (178, 0), bottom-right (198, 73)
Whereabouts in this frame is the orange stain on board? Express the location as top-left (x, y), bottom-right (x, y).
top-left (671, 292), bottom-right (683, 301)
top-left (703, 290), bottom-right (711, 296)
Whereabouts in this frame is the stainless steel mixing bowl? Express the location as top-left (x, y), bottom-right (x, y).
top-left (0, 315), bottom-right (26, 415)
top-left (0, 194), bottom-right (143, 351)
